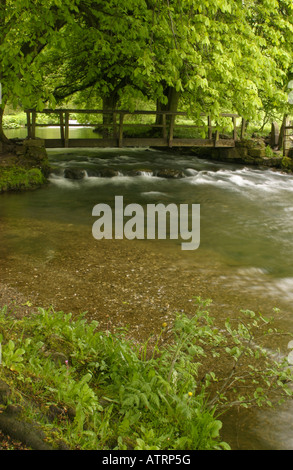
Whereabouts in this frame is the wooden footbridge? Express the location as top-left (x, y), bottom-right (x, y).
top-left (25, 109), bottom-right (247, 149)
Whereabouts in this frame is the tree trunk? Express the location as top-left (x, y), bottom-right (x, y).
top-left (102, 94), bottom-right (118, 138)
top-left (155, 86), bottom-right (180, 136)
top-left (278, 114), bottom-right (288, 151)
top-left (0, 105), bottom-right (13, 155)
top-left (0, 106), bottom-right (10, 145)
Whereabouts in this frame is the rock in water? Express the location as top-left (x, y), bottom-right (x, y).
top-left (156, 168), bottom-right (184, 179)
top-left (99, 168), bottom-right (119, 177)
top-left (64, 167), bottom-right (87, 180)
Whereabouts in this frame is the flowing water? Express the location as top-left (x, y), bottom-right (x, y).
top-left (1, 126), bottom-right (293, 449)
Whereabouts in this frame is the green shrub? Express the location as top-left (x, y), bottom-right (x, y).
top-left (2, 113), bottom-right (27, 128)
top-left (282, 157), bottom-right (293, 170)
top-left (3, 112), bottom-right (63, 129)
top-left (265, 145), bottom-right (274, 157)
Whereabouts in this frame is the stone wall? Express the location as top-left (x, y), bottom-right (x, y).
top-left (13, 138), bottom-right (51, 177)
top-left (192, 139), bottom-right (291, 171)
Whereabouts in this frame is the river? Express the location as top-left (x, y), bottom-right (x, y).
top-left (1, 126), bottom-right (293, 449)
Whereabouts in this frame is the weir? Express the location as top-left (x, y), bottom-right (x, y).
top-left (25, 109), bottom-right (245, 149)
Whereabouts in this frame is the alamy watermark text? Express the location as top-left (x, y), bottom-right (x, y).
top-left (92, 196), bottom-right (200, 250)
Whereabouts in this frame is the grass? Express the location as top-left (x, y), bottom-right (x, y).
top-left (0, 298), bottom-right (292, 450)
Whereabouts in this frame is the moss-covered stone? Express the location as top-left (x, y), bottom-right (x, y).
top-left (235, 138), bottom-right (265, 149)
top-left (281, 157), bottom-right (293, 171)
top-left (156, 168), bottom-right (184, 178)
top-left (0, 138), bottom-right (51, 192)
top-left (225, 147), bottom-right (248, 160)
top-left (247, 148), bottom-right (266, 158)
top-left (262, 157), bottom-right (283, 168)
top-left (0, 166), bottom-right (47, 193)
top-left (192, 138), bottom-right (285, 171)
top-left (19, 139), bottom-right (51, 177)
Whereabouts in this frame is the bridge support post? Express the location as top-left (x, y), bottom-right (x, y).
top-left (232, 116), bottom-right (237, 141)
top-left (26, 111), bottom-right (31, 138)
top-left (241, 118), bottom-right (247, 139)
top-left (31, 110), bottom-right (36, 139)
top-left (118, 113), bottom-right (124, 148)
top-left (214, 130), bottom-right (219, 147)
top-left (162, 113), bottom-right (167, 140)
top-left (113, 112), bottom-right (117, 139)
top-left (60, 112), bottom-right (65, 145)
top-left (283, 117), bottom-right (291, 157)
top-left (208, 116), bottom-right (212, 140)
top-left (64, 111), bottom-right (69, 148)
top-left (168, 113), bottom-right (175, 147)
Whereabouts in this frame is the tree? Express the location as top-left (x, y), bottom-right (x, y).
top-left (244, 0), bottom-right (293, 137)
top-left (43, 0), bottom-right (293, 130)
top-left (46, 0), bottom-right (154, 134)
top-left (1, 0), bottom-right (293, 148)
top-left (147, 0), bottom-right (293, 123)
top-left (0, 0), bottom-right (79, 149)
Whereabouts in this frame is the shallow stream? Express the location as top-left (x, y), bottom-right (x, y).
top-left (1, 127), bottom-right (293, 449)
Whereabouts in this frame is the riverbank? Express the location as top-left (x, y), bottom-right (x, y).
top-left (0, 139), bottom-right (51, 193)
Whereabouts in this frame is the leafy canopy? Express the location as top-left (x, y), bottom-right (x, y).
top-left (1, 0), bottom-right (293, 120)
top-left (0, 0), bottom-right (79, 109)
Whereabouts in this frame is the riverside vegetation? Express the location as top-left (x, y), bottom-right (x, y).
top-left (0, 298), bottom-right (292, 450)
top-left (0, 119), bottom-right (51, 193)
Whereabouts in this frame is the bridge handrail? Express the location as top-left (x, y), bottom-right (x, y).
top-left (283, 118), bottom-right (293, 156)
top-left (24, 108), bottom-right (244, 148)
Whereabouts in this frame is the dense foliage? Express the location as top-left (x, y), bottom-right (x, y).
top-left (42, 1), bottom-right (293, 120)
top-left (1, 0), bottom-right (293, 140)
